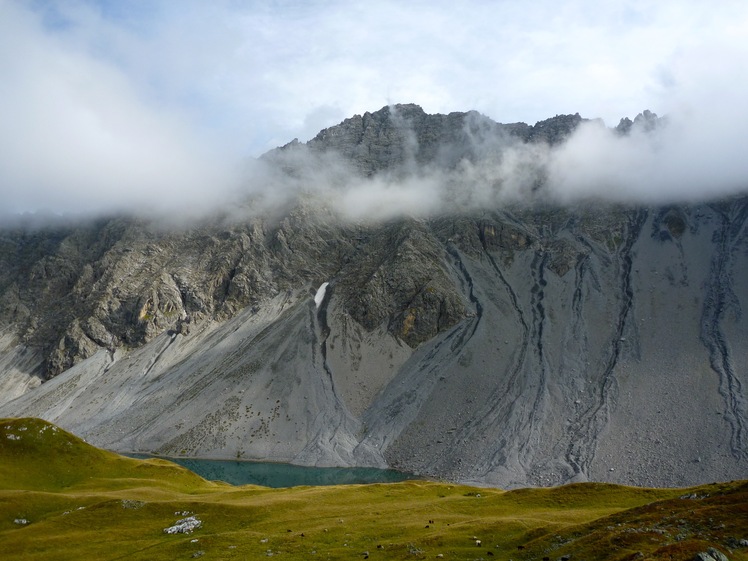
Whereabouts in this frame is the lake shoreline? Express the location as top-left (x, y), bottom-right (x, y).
top-left (122, 452), bottom-right (417, 488)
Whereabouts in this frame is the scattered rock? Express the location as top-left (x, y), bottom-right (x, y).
top-left (680, 493), bottom-right (708, 500)
top-left (120, 499), bottom-right (145, 509)
top-left (693, 548), bottom-right (729, 561)
top-left (163, 516), bottom-right (202, 534)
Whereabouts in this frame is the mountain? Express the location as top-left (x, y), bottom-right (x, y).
top-left (0, 104), bottom-right (746, 489)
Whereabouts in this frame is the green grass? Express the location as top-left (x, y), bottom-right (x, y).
top-left (1, 417), bottom-right (746, 560)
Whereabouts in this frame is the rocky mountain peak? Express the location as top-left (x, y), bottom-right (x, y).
top-left (526, 112), bottom-right (585, 144)
top-left (269, 103), bottom-right (592, 180)
top-left (616, 109), bottom-right (661, 135)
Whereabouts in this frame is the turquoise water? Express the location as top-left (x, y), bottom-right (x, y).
top-left (128, 455), bottom-right (414, 488)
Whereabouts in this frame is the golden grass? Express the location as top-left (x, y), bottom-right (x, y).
top-left (1, 418), bottom-right (746, 561)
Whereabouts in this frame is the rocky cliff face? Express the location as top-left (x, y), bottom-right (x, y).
top-left (0, 105), bottom-right (746, 488)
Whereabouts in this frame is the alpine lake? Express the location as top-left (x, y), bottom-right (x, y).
top-left (126, 454), bottom-right (415, 488)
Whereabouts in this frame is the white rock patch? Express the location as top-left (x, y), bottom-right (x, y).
top-left (164, 515), bottom-right (202, 534)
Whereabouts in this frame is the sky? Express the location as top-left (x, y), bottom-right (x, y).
top-left (2, 0), bottom-right (748, 216)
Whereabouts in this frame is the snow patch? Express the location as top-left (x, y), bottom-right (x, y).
top-left (314, 282), bottom-right (330, 309)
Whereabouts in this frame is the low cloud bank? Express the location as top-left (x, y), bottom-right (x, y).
top-left (255, 104), bottom-right (748, 223)
top-left (4, 90), bottom-right (748, 225)
top-left (547, 111), bottom-right (748, 205)
top-left (2, 2), bottom-right (748, 223)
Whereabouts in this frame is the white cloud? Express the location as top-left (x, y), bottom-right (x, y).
top-left (333, 176), bottom-right (444, 222)
top-left (0, 1), bottom-right (240, 216)
top-left (2, 0), bottom-right (748, 216)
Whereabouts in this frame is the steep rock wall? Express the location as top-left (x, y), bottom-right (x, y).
top-left (1, 201), bottom-right (746, 488)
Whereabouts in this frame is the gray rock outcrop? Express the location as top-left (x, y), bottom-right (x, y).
top-left (164, 516), bottom-right (202, 534)
top-left (694, 547), bottom-right (730, 561)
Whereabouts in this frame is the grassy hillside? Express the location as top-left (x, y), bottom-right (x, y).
top-left (1, 418), bottom-right (746, 560)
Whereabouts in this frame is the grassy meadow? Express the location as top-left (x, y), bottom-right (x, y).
top-left (1, 418), bottom-right (746, 560)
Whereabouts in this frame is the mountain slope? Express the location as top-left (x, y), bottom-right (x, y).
top-left (0, 105), bottom-right (747, 488)
top-left (2, 418), bottom-right (747, 561)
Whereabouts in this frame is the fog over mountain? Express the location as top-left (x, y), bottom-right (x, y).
top-left (255, 105), bottom-right (748, 222)
top-left (3, 97), bottom-right (748, 219)
top-left (3, 1), bottom-right (748, 217)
